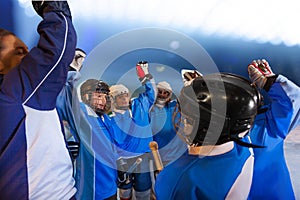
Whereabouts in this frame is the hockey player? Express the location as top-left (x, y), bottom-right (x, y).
top-left (109, 61), bottom-right (156, 200)
top-left (155, 73), bottom-right (261, 200)
top-left (247, 59), bottom-right (300, 199)
top-left (58, 48), bottom-right (86, 163)
top-left (150, 81), bottom-right (187, 166)
top-left (0, 1), bottom-right (77, 199)
top-left (57, 73), bottom-right (118, 199)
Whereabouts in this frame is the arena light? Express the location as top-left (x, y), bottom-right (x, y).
top-left (19, 0), bottom-right (300, 46)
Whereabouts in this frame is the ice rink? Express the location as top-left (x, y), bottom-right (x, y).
top-left (285, 125), bottom-right (300, 199)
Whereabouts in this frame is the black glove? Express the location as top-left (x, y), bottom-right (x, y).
top-left (67, 141), bottom-right (80, 160)
top-left (116, 158), bottom-right (133, 186)
top-left (117, 170), bottom-right (133, 186)
top-left (32, 0), bottom-right (72, 19)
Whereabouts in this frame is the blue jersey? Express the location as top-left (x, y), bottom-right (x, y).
top-left (56, 72), bottom-right (118, 200)
top-left (110, 80), bottom-right (156, 157)
top-left (0, 11), bottom-right (77, 199)
top-left (150, 100), bottom-right (187, 165)
top-left (248, 75), bottom-right (300, 200)
top-left (155, 143), bottom-right (254, 200)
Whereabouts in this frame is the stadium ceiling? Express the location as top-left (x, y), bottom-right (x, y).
top-left (21, 0), bottom-right (300, 47)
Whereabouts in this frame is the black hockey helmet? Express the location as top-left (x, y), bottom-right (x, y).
top-left (80, 79), bottom-right (110, 105)
top-left (175, 73), bottom-right (262, 146)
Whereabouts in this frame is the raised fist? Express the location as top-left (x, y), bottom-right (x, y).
top-left (248, 59), bottom-right (276, 90)
top-left (32, 0), bottom-right (72, 19)
top-left (181, 69), bottom-right (202, 86)
top-left (69, 48), bottom-right (86, 71)
top-left (136, 61), bottom-right (153, 84)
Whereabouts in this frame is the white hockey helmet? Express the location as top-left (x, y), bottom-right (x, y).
top-left (109, 84), bottom-right (129, 99)
top-left (156, 81), bottom-right (173, 108)
top-left (157, 81), bottom-right (172, 94)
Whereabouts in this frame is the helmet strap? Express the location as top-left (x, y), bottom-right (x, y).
top-left (155, 99), bottom-right (166, 109)
top-left (231, 135), bottom-right (265, 148)
top-left (95, 110), bottom-right (104, 116)
top-left (114, 103), bottom-right (129, 111)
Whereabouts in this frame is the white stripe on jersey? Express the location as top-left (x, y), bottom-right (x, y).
top-left (24, 105), bottom-right (76, 200)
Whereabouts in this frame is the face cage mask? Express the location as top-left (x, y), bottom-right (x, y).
top-left (156, 88), bottom-right (171, 108)
top-left (87, 92), bottom-right (110, 115)
top-left (172, 103), bottom-right (199, 146)
top-left (113, 94), bottom-right (130, 111)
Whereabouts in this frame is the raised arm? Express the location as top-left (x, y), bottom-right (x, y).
top-left (133, 61), bottom-right (157, 111)
top-left (3, 1), bottom-right (77, 109)
top-left (248, 59), bottom-right (300, 136)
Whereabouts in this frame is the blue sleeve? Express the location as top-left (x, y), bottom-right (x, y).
top-left (1, 11), bottom-right (77, 110)
top-left (264, 75), bottom-right (300, 138)
top-left (56, 71), bottom-right (81, 141)
top-left (276, 75), bottom-right (300, 132)
top-left (132, 79), bottom-right (157, 112)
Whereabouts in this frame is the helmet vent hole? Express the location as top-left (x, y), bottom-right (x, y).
top-left (197, 94), bottom-right (208, 102)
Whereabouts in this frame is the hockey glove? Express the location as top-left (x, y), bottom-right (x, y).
top-left (67, 141), bottom-right (80, 160)
top-left (69, 48), bottom-right (86, 71)
top-left (136, 61), bottom-right (153, 85)
top-left (32, 0), bottom-right (72, 19)
top-left (181, 69), bottom-right (202, 86)
top-left (248, 59), bottom-right (278, 91)
top-left (116, 158), bottom-right (133, 186)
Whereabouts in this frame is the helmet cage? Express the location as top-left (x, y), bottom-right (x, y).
top-left (110, 84), bottom-right (130, 110)
top-left (80, 79), bottom-right (110, 114)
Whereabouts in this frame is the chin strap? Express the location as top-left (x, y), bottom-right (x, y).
top-left (230, 136), bottom-right (265, 148)
top-left (115, 105), bottom-right (129, 111)
top-left (155, 100), bottom-right (166, 109)
top-left (95, 110), bottom-right (104, 116)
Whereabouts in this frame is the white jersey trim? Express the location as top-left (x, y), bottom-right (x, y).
top-left (225, 152), bottom-right (254, 200)
top-left (188, 141), bottom-right (234, 156)
top-left (24, 105), bottom-right (76, 200)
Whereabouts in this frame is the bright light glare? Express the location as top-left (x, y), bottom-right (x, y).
top-left (18, 0), bottom-right (300, 46)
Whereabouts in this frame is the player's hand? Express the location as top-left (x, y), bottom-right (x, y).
top-left (136, 61), bottom-right (153, 84)
top-left (181, 69), bottom-right (202, 86)
top-left (32, 0), bottom-right (72, 19)
top-left (248, 59), bottom-right (275, 89)
top-left (69, 48), bottom-right (86, 71)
